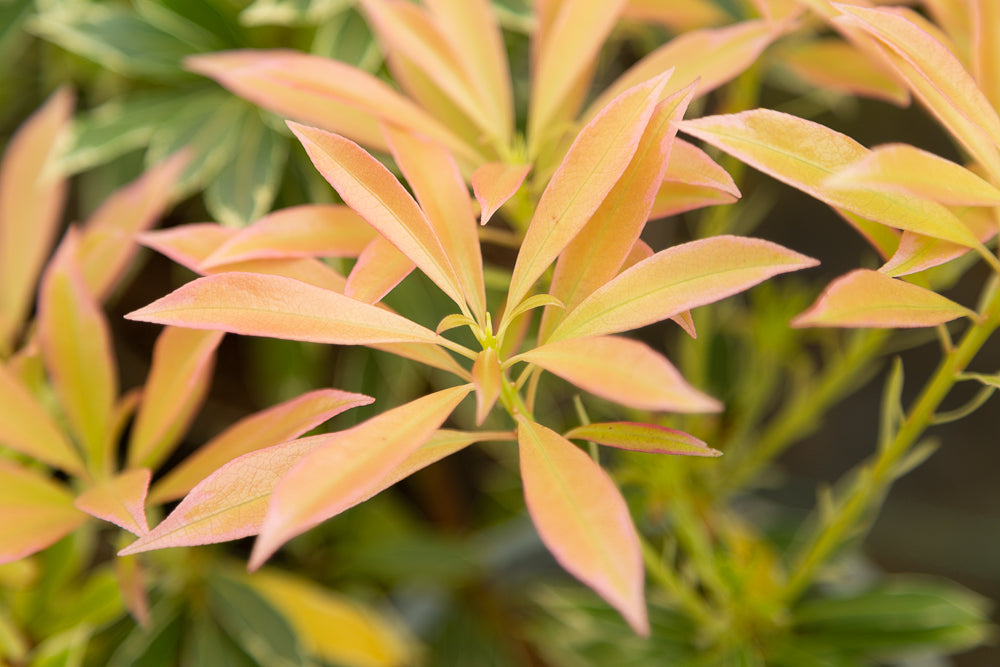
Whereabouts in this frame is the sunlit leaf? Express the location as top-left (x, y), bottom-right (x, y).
top-left (138, 223), bottom-right (235, 272)
top-left (517, 417), bottom-right (648, 635)
top-left (0, 87), bottom-right (72, 355)
top-left (515, 336), bottom-right (721, 413)
top-left (792, 269), bottom-right (975, 328)
top-left (250, 385), bottom-right (472, 569)
top-left (650, 138), bottom-right (740, 219)
top-left (971, 0), bottom-right (1000, 111)
top-left (472, 162), bottom-right (531, 225)
top-left (565, 422), bottom-right (722, 457)
top-left (880, 208), bottom-right (997, 277)
top-left (550, 235), bottom-right (818, 341)
top-left (148, 388), bottom-right (373, 504)
top-left (472, 347), bottom-right (501, 425)
top-left (344, 235), bottom-right (416, 304)
top-left (777, 37), bottom-right (909, 104)
top-left (623, 0), bottom-right (730, 31)
top-left (0, 459), bottom-right (85, 565)
top-left (74, 468), bottom-right (151, 536)
top-left (125, 272), bottom-right (445, 347)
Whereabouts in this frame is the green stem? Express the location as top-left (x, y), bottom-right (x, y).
top-left (640, 536), bottom-right (717, 628)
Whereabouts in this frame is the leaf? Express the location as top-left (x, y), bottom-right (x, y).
top-left (565, 422), bottom-right (722, 457)
top-left (288, 122), bottom-right (466, 307)
top-left (472, 347), bottom-right (501, 425)
top-left (506, 71), bottom-right (672, 311)
top-left (125, 271), bottom-right (445, 347)
top-left (549, 235), bottom-right (818, 341)
top-left (138, 223), bottom-right (236, 272)
top-left (73, 468), bottom-right (151, 536)
top-left (622, 0), bottom-right (730, 31)
top-left (0, 459), bottom-right (86, 565)
top-left (0, 87), bottom-right (72, 355)
top-left (201, 204), bottom-right (377, 268)
top-left (791, 269), bottom-right (975, 328)
top-left (517, 417), bottom-right (648, 635)
top-left (0, 360), bottom-right (85, 476)
top-left (515, 336), bottom-right (721, 413)
top-left (344, 234), bottom-right (416, 304)
top-left (38, 230), bottom-right (117, 476)
top-left (827, 143), bottom-right (1000, 207)
top-left (971, 0), bottom-right (1000, 112)
top-left (832, 3), bottom-right (1000, 179)
top-left (250, 385), bottom-right (472, 570)
top-left (471, 162), bottom-right (531, 225)
top-left (126, 328), bottom-right (224, 471)
top-left (880, 207), bottom-right (997, 277)
top-left (148, 388), bottom-right (373, 504)
top-left (679, 110), bottom-right (983, 248)
top-left (650, 138), bottom-right (740, 219)
top-left (777, 37), bottom-right (909, 105)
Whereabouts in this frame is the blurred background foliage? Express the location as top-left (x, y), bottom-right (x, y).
top-left (0, 0), bottom-right (997, 665)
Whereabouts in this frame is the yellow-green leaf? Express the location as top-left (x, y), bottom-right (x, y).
top-left (565, 422), bottom-right (721, 457)
top-left (0, 459), bottom-right (85, 565)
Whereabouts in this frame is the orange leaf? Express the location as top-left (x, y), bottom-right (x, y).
top-left (880, 208), bottom-right (997, 277)
top-left (515, 336), bottom-right (721, 413)
top-left (472, 163), bottom-right (532, 225)
top-left (566, 422), bottom-right (722, 457)
top-left (971, 0), bottom-right (1000, 111)
top-left (148, 388), bottom-right (374, 504)
top-left (344, 235), bottom-right (416, 304)
top-left (472, 347), bottom-right (501, 425)
top-left (250, 385), bottom-right (472, 569)
top-left (623, 0), bottom-right (730, 31)
top-left (777, 38), bottom-right (909, 104)
top-left (792, 269), bottom-right (975, 328)
top-left (0, 459), bottom-right (86, 565)
top-left (550, 235), bottom-right (818, 341)
top-left (138, 223), bottom-right (235, 272)
top-left (650, 139), bottom-right (740, 219)
top-left (74, 468), bottom-right (151, 536)
top-left (517, 418), bottom-right (648, 635)
top-left (0, 87), bottom-right (73, 355)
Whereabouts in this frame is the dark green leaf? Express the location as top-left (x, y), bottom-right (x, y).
top-left (107, 599), bottom-right (184, 667)
top-left (182, 612), bottom-right (259, 667)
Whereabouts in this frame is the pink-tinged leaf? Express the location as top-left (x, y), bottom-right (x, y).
top-left (792, 269), bottom-right (976, 328)
top-left (672, 311), bottom-right (698, 338)
top-left (344, 235), bottom-right (416, 304)
top-left (383, 124), bottom-right (486, 319)
top-left (837, 209), bottom-right (901, 260)
top-left (0, 87), bottom-right (72, 355)
top-left (38, 230), bottom-right (117, 476)
top-left (651, 139), bottom-right (740, 219)
top-left (125, 272), bottom-right (444, 347)
top-left (828, 143), bottom-right (1000, 207)
top-left (544, 87), bottom-right (693, 338)
top-left (201, 205), bottom-right (376, 268)
top-left (515, 336), bottom-right (720, 413)
top-left (623, 0), bottom-right (730, 31)
top-left (371, 342), bottom-right (473, 381)
top-left (528, 0), bottom-right (629, 151)
top-left (148, 389), bottom-right (374, 504)
top-left (971, 0), bottom-right (1000, 111)
top-left (289, 122), bottom-right (465, 307)
top-left (472, 163), bottom-right (532, 225)
top-left (749, 0), bottom-right (802, 24)
top-left (127, 328), bottom-right (224, 471)
top-left (250, 385), bottom-right (472, 569)
top-left (517, 417), bottom-right (648, 635)
top-left (472, 347), bottom-right (501, 425)
top-left (680, 110), bottom-right (982, 248)
top-left (507, 72), bottom-right (671, 311)
top-left (138, 223), bottom-right (235, 271)
top-left (880, 208), bottom-right (998, 277)
top-left (78, 151), bottom-right (189, 301)
top-left (585, 21), bottom-right (777, 123)
top-left (215, 258), bottom-right (349, 293)
top-left (186, 50), bottom-right (481, 165)
top-left (115, 552), bottom-right (151, 627)
top-left (550, 235), bottom-right (818, 341)
top-left (623, 238), bottom-right (655, 269)
top-left (74, 468), bottom-right (151, 536)
top-left (777, 38), bottom-right (909, 104)
top-left (0, 459), bottom-right (86, 565)
top-left (0, 360), bottom-right (84, 476)
top-left (565, 422), bottom-right (722, 457)
top-left (833, 4), bottom-right (1000, 179)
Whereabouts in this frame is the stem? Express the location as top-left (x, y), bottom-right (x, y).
top-left (782, 284), bottom-right (1000, 602)
top-left (640, 536), bottom-right (717, 628)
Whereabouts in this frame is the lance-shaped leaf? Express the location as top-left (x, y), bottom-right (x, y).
top-left (792, 269), bottom-right (976, 328)
top-left (650, 139), bottom-right (740, 219)
top-left (0, 459), bottom-right (86, 565)
top-left (77, 150), bottom-right (189, 302)
top-left (383, 124), bottom-right (486, 319)
top-left (585, 20), bottom-right (777, 123)
top-left (74, 468), bottom-right (151, 536)
top-left (201, 205), bottom-right (377, 268)
top-left (550, 235), bottom-right (818, 341)
top-left (472, 163), bottom-right (531, 225)
top-left (125, 272), bottom-right (445, 347)
top-left (565, 422), bottom-right (721, 457)
top-left (0, 360), bottom-right (85, 476)
top-left (472, 347), bottom-right (501, 425)
top-left (827, 143), bottom-right (1000, 207)
top-left (881, 208), bottom-right (998, 277)
top-left (186, 50), bottom-right (480, 165)
top-left (777, 38), bottom-right (909, 105)
top-left (833, 4), bottom-right (1000, 180)
top-left (507, 71), bottom-right (671, 311)
top-left (680, 110), bottom-right (983, 248)
top-left (345, 235), bottom-right (416, 304)
top-left (289, 122), bottom-right (466, 307)
top-left (623, 0), bottom-right (730, 31)
top-left (971, 0), bottom-right (1000, 111)
top-left (250, 385), bottom-right (472, 570)
top-left (517, 417), bottom-right (648, 635)
top-left (38, 230), bottom-right (117, 475)
top-left (0, 87), bottom-right (72, 355)
top-left (127, 328), bottom-right (224, 471)
top-left (148, 389), bottom-right (374, 504)
top-left (515, 336), bottom-right (720, 413)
